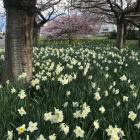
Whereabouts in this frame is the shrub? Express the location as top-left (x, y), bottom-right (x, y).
top-left (108, 30), bottom-right (139, 40)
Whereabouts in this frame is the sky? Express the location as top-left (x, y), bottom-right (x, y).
top-left (0, 0), bottom-right (5, 32)
top-left (0, 0), bottom-right (4, 13)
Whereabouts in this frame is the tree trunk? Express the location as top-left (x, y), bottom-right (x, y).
top-left (3, 8), bottom-right (34, 82)
top-left (116, 22), bottom-right (125, 49)
top-left (138, 28), bottom-right (140, 49)
top-left (33, 25), bottom-right (40, 47)
top-left (123, 23), bottom-right (127, 45)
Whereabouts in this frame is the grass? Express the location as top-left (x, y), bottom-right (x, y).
top-left (94, 37), bottom-right (138, 49)
top-left (39, 38), bottom-right (138, 49)
top-left (0, 39), bottom-right (140, 140)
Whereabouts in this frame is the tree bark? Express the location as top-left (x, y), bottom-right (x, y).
top-left (3, 8), bottom-right (34, 82)
top-left (123, 23), bottom-right (127, 44)
top-left (116, 22), bottom-right (125, 49)
top-left (33, 25), bottom-right (40, 47)
top-left (138, 28), bottom-right (140, 49)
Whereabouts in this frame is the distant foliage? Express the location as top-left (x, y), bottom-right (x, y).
top-left (41, 13), bottom-right (101, 39)
top-left (126, 30), bottom-right (139, 40)
top-left (108, 30), bottom-right (139, 40)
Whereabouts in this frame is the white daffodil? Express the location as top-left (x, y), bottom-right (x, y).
top-left (128, 111), bottom-right (137, 121)
top-left (94, 92), bottom-right (101, 101)
top-left (18, 90), bottom-right (27, 99)
top-left (16, 124), bottom-right (26, 134)
top-left (93, 120), bottom-right (100, 130)
top-left (74, 126), bottom-right (85, 138)
top-left (44, 112), bottom-right (53, 122)
top-left (106, 125), bottom-right (125, 140)
top-left (18, 107), bottom-right (26, 116)
top-left (123, 96), bottom-right (129, 102)
top-left (44, 108), bottom-right (64, 124)
top-left (99, 106), bottom-right (105, 114)
top-left (135, 122), bottom-right (140, 129)
top-left (49, 134), bottom-right (56, 140)
top-left (27, 121), bottom-right (38, 133)
top-left (52, 108), bottom-right (64, 123)
top-left (120, 75), bottom-right (127, 81)
top-left (37, 134), bottom-right (46, 140)
top-left (11, 88), bottom-right (16, 94)
top-left (7, 130), bottom-right (13, 140)
top-left (60, 123), bottom-right (69, 135)
top-left (26, 135), bottom-right (30, 140)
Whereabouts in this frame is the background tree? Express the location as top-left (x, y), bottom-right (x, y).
top-left (72, 0), bottom-right (140, 49)
top-left (34, 0), bottom-right (66, 46)
top-left (125, 3), bottom-right (140, 48)
top-left (41, 11), bottom-right (100, 41)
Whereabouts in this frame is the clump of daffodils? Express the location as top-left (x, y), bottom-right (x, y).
top-left (44, 108), bottom-right (64, 124)
top-left (73, 102), bottom-right (91, 119)
top-left (18, 72), bottom-right (27, 80)
top-left (2, 42), bottom-right (140, 140)
top-left (31, 78), bottom-right (40, 87)
top-left (106, 125), bottom-right (125, 140)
